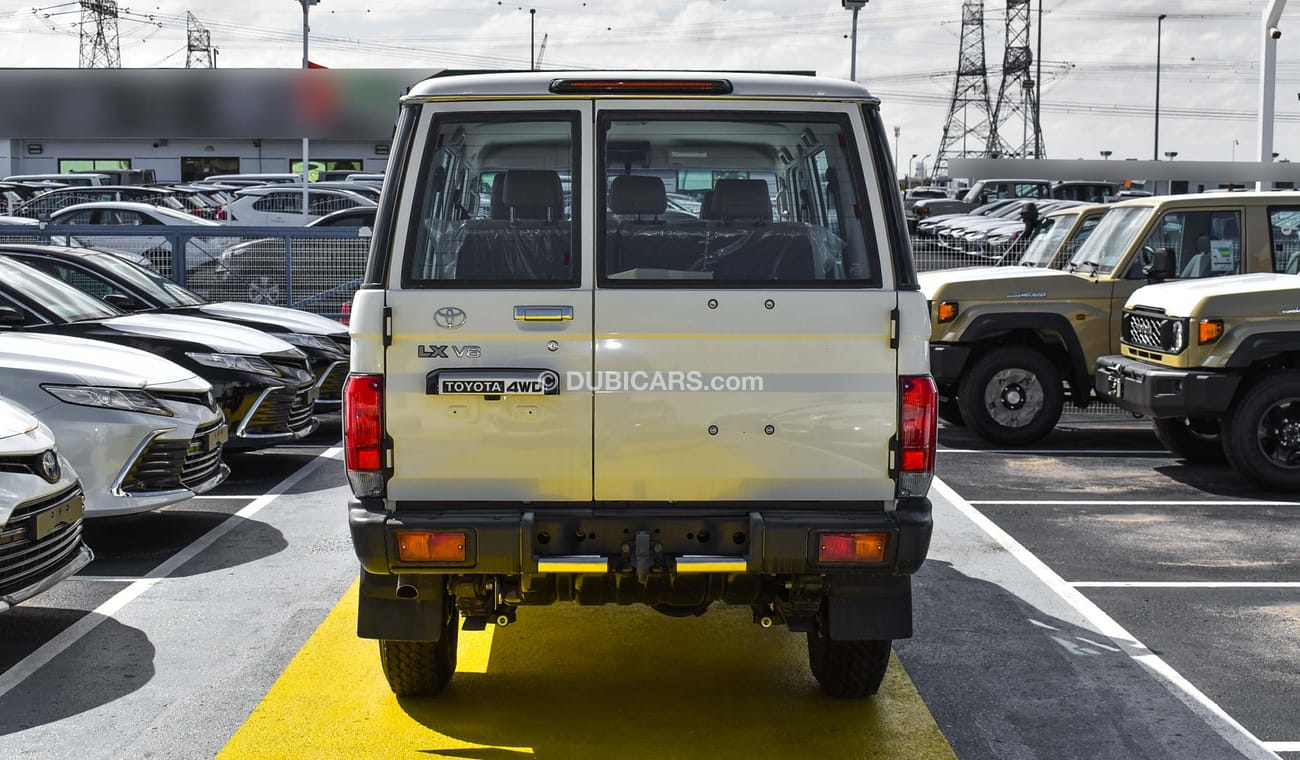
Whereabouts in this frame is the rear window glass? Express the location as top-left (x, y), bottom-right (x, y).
top-left (598, 113), bottom-right (879, 288)
top-left (405, 113), bottom-right (578, 287)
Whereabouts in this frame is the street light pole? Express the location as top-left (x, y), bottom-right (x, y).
top-left (530, 9), bottom-right (536, 71)
top-left (1258, 0), bottom-right (1288, 190)
top-left (843, 1), bottom-right (868, 81)
top-left (295, 0), bottom-right (319, 212)
top-left (1155, 13), bottom-right (1167, 160)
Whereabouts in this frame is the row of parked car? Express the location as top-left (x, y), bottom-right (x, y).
top-left (920, 189), bottom-right (1300, 491)
top-left (0, 172), bottom-right (381, 227)
top-left (0, 240), bottom-right (349, 614)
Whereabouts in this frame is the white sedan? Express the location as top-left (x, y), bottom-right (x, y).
top-left (0, 395), bottom-right (92, 611)
top-left (48, 201), bottom-right (231, 274)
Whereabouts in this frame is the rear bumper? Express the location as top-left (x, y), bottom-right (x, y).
top-left (349, 499), bottom-right (933, 578)
top-left (1095, 354), bottom-right (1241, 418)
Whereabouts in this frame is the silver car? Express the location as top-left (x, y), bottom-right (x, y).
top-left (0, 396), bottom-right (92, 612)
top-left (0, 332), bottom-right (229, 518)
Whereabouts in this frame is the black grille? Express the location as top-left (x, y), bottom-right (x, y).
top-left (1122, 310), bottom-right (1187, 354)
top-left (245, 388), bottom-right (316, 435)
top-left (0, 486), bottom-right (85, 598)
top-left (0, 453), bottom-right (50, 479)
top-left (154, 390), bottom-right (217, 412)
top-left (120, 422), bottom-right (226, 493)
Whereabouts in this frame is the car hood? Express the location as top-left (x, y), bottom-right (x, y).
top-left (1125, 273), bottom-right (1300, 316)
top-left (0, 332), bottom-right (204, 389)
top-left (99, 313), bottom-right (301, 356)
top-left (919, 266), bottom-right (1073, 299)
top-left (195, 302), bottom-right (346, 337)
top-left (0, 397), bottom-right (41, 444)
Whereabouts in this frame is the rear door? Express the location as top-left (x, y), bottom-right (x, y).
top-left (592, 100), bottom-right (898, 502)
top-left (384, 101), bottom-right (593, 502)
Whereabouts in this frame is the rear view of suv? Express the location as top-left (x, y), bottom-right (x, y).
top-left (345, 71), bottom-right (935, 698)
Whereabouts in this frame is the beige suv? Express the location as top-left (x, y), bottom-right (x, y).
top-left (1097, 249), bottom-right (1300, 490)
top-left (921, 192), bottom-right (1298, 444)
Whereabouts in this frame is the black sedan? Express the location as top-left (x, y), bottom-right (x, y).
top-left (0, 258), bottom-right (318, 449)
top-left (0, 244), bottom-right (349, 411)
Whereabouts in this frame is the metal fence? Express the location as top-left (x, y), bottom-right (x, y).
top-left (0, 224), bottom-right (371, 320)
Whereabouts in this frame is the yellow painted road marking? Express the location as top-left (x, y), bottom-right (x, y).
top-left (219, 582), bottom-right (956, 760)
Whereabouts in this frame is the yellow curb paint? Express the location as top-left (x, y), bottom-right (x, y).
top-left (219, 582), bottom-right (957, 760)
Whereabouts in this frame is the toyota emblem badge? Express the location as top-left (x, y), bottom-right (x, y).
top-left (39, 450), bottom-right (60, 483)
top-left (434, 307), bottom-right (468, 329)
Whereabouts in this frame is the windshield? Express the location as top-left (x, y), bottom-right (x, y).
top-left (1019, 214), bottom-right (1074, 267)
top-left (85, 251), bottom-right (205, 307)
top-left (0, 258), bottom-right (121, 322)
top-left (1070, 206), bottom-right (1154, 274)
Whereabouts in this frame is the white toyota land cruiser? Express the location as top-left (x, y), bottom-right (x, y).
top-left (345, 71), bottom-right (935, 699)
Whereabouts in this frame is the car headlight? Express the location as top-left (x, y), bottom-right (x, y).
top-left (185, 352), bottom-right (281, 376)
top-left (269, 332), bottom-right (342, 353)
top-left (42, 385), bottom-right (173, 416)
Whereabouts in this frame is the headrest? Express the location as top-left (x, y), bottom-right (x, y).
top-left (501, 169), bottom-right (564, 220)
top-left (489, 173), bottom-right (509, 219)
top-left (710, 179), bottom-right (771, 221)
top-left (699, 190), bottom-right (715, 220)
top-left (609, 175), bottom-right (666, 216)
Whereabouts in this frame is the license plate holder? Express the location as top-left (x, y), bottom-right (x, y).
top-left (31, 494), bottom-right (83, 540)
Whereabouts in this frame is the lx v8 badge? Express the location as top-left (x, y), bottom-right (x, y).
top-left (419, 345), bottom-right (482, 359)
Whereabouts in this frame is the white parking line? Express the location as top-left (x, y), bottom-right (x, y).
top-left (0, 446), bottom-right (342, 699)
top-left (1264, 742), bottom-right (1300, 752)
top-left (191, 495), bottom-right (260, 500)
top-left (934, 478), bottom-right (1282, 760)
top-left (1073, 582), bottom-right (1300, 589)
top-left (969, 500), bottom-right (1300, 507)
top-left (939, 448), bottom-right (1166, 456)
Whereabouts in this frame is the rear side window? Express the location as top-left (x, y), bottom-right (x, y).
top-left (1268, 206), bottom-right (1300, 273)
top-left (598, 113), bottom-right (879, 287)
top-left (405, 112), bottom-right (578, 287)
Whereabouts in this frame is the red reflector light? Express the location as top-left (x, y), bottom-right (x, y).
top-left (549, 78), bottom-right (733, 95)
top-left (339, 301), bottom-right (351, 326)
top-left (344, 374), bottom-right (383, 471)
top-left (900, 375), bottom-right (936, 473)
top-left (397, 531), bottom-right (466, 562)
top-left (818, 532), bottom-right (889, 563)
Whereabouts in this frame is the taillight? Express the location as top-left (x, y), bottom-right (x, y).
top-left (216, 206), bottom-right (228, 220)
top-left (898, 375), bottom-right (936, 497)
top-left (340, 301), bottom-right (351, 326)
top-left (344, 373), bottom-right (384, 497)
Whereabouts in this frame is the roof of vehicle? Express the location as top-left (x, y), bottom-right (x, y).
top-left (307, 206), bottom-right (378, 227)
top-left (1043, 202), bottom-right (1107, 217)
top-left (50, 201), bottom-right (224, 224)
top-left (403, 70), bottom-right (876, 102)
top-left (1109, 190), bottom-right (1300, 209)
top-left (34, 184), bottom-right (174, 195)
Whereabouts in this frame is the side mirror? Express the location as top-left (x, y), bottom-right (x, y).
top-left (103, 292), bottom-right (138, 311)
top-left (0, 306), bottom-right (25, 327)
top-left (1147, 248), bottom-right (1177, 282)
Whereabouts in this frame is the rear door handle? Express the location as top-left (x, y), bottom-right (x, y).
top-left (514, 305), bottom-right (574, 322)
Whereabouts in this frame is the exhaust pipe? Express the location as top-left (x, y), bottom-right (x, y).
top-left (395, 575), bottom-right (419, 599)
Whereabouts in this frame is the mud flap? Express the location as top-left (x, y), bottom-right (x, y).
top-left (827, 575), bottom-right (912, 641)
top-left (356, 569), bottom-right (447, 641)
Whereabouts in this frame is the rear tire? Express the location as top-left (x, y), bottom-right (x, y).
top-left (806, 632), bottom-right (891, 698)
top-left (957, 346), bottom-right (1064, 445)
top-left (1221, 372), bottom-right (1300, 491)
top-left (1152, 417), bottom-right (1225, 463)
top-left (378, 594), bottom-right (459, 697)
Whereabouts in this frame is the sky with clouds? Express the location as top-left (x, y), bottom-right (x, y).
top-left (2, 0), bottom-right (1296, 170)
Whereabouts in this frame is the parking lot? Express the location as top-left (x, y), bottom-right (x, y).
top-left (0, 410), bottom-right (1294, 759)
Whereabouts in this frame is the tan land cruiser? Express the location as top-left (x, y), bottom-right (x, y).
top-left (344, 72), bottom-right (936, 698)
top-left (1097, 214), bottom-right (1300, 489)
top-left (921, 192), bottom-right (1292, 444)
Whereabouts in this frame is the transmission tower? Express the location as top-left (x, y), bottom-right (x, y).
top-left (186, 12), bottom-right (217, 68)
top-left (989, 0), bottom-right (1046, 159)
top-left (78, 0), bottom-right (121, 68)
top-left (934, 1), bottom-right (998, 177)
